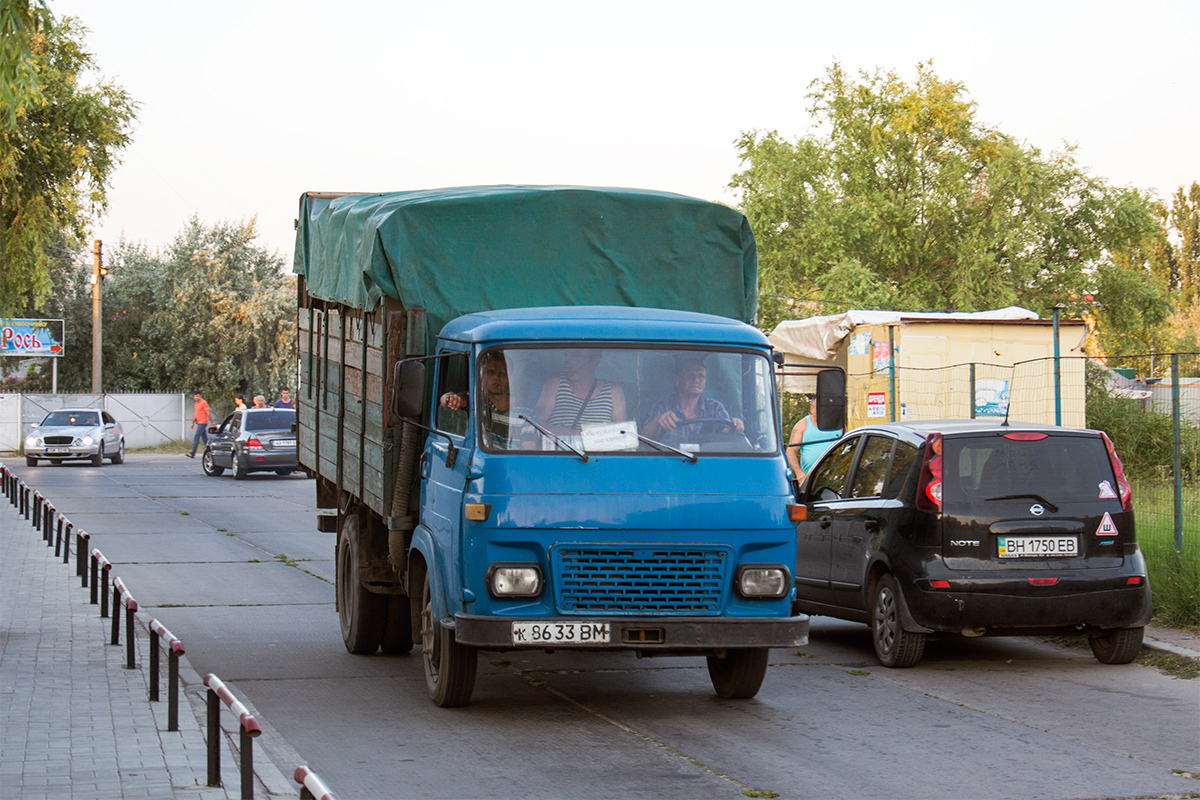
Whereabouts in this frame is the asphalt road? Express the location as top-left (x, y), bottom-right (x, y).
top-left (6, 453), bottom-right (1198, 800)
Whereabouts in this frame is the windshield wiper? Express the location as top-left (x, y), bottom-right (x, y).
top-left (985, 493), bottom-right (1059, 513)
top-left (518, 415), bottom-right (589, 462)
top-left (626, 431), bottom-right (697, 464)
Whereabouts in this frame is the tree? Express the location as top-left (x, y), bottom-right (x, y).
top-left (0, 0), bottom-right (51, 127)
top-left (89, 218), bottom-right (297, 408)
top-left (731, 61), bottom-right (1169, 336)
top-left (0, 15), bottom-right (136, 316)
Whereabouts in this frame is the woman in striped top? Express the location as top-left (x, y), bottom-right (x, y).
top-left (534, 349), bottom-right (628, 436)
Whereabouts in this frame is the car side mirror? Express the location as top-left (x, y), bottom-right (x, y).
top-left (392, 359), bottom-right (426, 419)
top-left (815, 369), bottom-right (847, 431)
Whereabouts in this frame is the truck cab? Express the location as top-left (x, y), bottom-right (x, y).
top-left (392, 306), bottom-right (807, 705)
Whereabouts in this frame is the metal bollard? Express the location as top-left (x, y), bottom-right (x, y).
top-left (148, 619), bottom-right (185, 732)
top-left (54, 513), bottom-right (63, 558)
top-left (76, 529), bottom-right (87, 582)
top-left (45, 504), bottom-right (55, 547)
top-left (33, 491), bottom-right (41, 532)
top-left (61, 519), bottom-right (71, 564)
top-left (294, 766), bottom-right (340, 800)
top-left (203, 673), bottom-right (262, 798)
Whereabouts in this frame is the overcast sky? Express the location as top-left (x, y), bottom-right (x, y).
top-left (49, 0), bottom-right (1200, 262)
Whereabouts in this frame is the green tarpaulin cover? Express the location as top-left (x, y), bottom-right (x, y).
top-left (294, 186), bottom-right (757, 347)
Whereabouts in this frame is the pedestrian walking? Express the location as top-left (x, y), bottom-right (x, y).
top-left (273, 387), bottom-right (294, 409)
top-left (186, 391), bottom-right (211, 458)
top-left (252, 394), bottom-right (267, 408)
top-left (234, 393), bottom-right (247, 411)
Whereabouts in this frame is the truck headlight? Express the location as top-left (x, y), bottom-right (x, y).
top-left (735, 564), bottom-right (790, 599)
top-left (487, 563), bottom-right (543, 598)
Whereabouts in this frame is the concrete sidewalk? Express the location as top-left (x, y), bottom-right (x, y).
top-left (0, 486), bottom-right (295, 799)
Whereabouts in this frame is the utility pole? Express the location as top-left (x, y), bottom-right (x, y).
top-left (91, 239), bottom-right (106, 393)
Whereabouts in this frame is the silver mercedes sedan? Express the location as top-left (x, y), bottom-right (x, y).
top-left (24, 407), bottom-right (125, 466)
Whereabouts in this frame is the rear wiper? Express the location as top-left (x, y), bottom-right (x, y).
top-left (985, 493), bottom-right (1059, 513)
top-left (518, 415), bottom-right (589, 462)
top-left (624, 431), bottom-right (697, 464)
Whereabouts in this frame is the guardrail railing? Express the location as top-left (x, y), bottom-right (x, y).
top-left (204, 672), bottom-right (262, 799)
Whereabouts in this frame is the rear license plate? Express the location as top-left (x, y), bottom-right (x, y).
top-left (272, 439), bottom-right (296, 448)
top-left (511, 621), bottom-right (610, 645)
top-left (998, 536), bottom-right (1078, 558)
top-left (46, 448), bottom-right (69, 455)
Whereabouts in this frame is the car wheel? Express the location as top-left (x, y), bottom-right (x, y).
top-left (91, 443), bottom-right (104, 467)
top-left (871, 574), bottom-right (925, 668)
top-left (706, 648), bottom-right (770, 699)
top-left (231, 450), bottom-right (246, 480)
top-left (336, 515), bottom-right (387, 654)
top-left (201, 448), bottom-right (225, 476)
top-left (421, 568), bottom-right (477, 707)
top-left (1090, 626), bottom-right (1144, 664)
top-left (109, 439), bottom-right (125, 464)
top-left (25, 456), bottom-right (37, 467)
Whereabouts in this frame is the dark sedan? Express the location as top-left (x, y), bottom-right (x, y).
top-left (792, 420), bottom-right (1152, 667)
top-left (201, 408), bottom-right (299, 479)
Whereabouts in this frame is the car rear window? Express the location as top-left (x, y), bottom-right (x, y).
top-left (243, 410), bottom-right (296, 432)
top-left (946, 433), bottom-right (1115, 504)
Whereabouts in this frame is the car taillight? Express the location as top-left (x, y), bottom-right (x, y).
top-left (1100, 432), bottom-right (1133, 511)
top-left (915, 433), bottom-right (943, 513)
top-left (1002, 431), bottom-right (1048, 441)
top-left (246, 438), bottom-right (263, 449)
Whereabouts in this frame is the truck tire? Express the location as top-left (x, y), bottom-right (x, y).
top-left (707, 648), bottom-right (769, 699)
top-left (871, 574), bottom-right (925, 668)
top-left (337, 515), bottom-right (387, 654)
top-left (1090, 626), bottom-right (1144, 664)
top-left (421, 570), bottom-right (476, 707)
top-left (381, 594), bottom-right (415, 654)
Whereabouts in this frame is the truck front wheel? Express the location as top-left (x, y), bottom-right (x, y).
top-left (337, 515), bottom-right (387, 654)
top-left (707, 648), bottom-right (769, 699)
top-left (421, 570), bottom-right (476, 707)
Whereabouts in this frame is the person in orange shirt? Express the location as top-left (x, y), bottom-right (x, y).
top-left (186, 391), bottom-right (211, 458)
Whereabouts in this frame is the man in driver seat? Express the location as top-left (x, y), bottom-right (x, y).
top-left (641, 353), bottom-right (743, 447)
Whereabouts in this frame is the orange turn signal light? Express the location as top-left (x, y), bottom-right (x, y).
top-left (787, 504), bottom-right (807, 522)
top-left (465, 502), bottom-right (492, 522)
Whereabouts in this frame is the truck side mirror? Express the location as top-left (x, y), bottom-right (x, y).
top-left (815, 369), bottom-right (847, 431)
top-left (392, 360), bottom-right (426, 419)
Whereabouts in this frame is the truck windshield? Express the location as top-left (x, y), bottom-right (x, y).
top-left (476, 346), bottom-right (779, 456)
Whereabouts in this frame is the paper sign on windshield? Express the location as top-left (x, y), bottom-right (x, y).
top-left (581, 421), bottom-right (639, 452)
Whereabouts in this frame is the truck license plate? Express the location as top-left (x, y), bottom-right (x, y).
top-left (511, 621), bottom-right (610, 645)
top-left (998, 536), bottom-right (1078, 558)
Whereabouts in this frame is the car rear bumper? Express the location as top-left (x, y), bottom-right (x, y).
top-left (454, 613), bottom-right (810, 650)
top-left (905, 577), bottom-right (1152, 631)
top-left (237, 451), bottom-right (297, 471)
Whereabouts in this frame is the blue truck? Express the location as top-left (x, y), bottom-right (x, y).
top-left (294, 186), bottom-right (817, 707)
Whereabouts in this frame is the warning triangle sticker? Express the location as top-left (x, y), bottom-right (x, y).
top-left (1096, 512), bottom-right (1118, 536)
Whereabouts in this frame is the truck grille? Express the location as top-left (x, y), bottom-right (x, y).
top-left (554, 545), bottom-right (729, 615)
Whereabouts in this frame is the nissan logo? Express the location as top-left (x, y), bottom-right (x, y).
top-left (1030, 503), bottom-right (1045, 516)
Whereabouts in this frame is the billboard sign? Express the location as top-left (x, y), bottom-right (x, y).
top-left (0, 319), bottom-right (65, 357)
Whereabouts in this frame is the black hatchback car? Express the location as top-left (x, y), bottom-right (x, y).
top-left (202, 408), bottom-right (299, 479)
top-left (792, 420), bottom-right (1151, 667)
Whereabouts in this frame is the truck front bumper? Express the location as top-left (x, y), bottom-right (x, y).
top-left (454, 613), bottom-right (810, 650)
